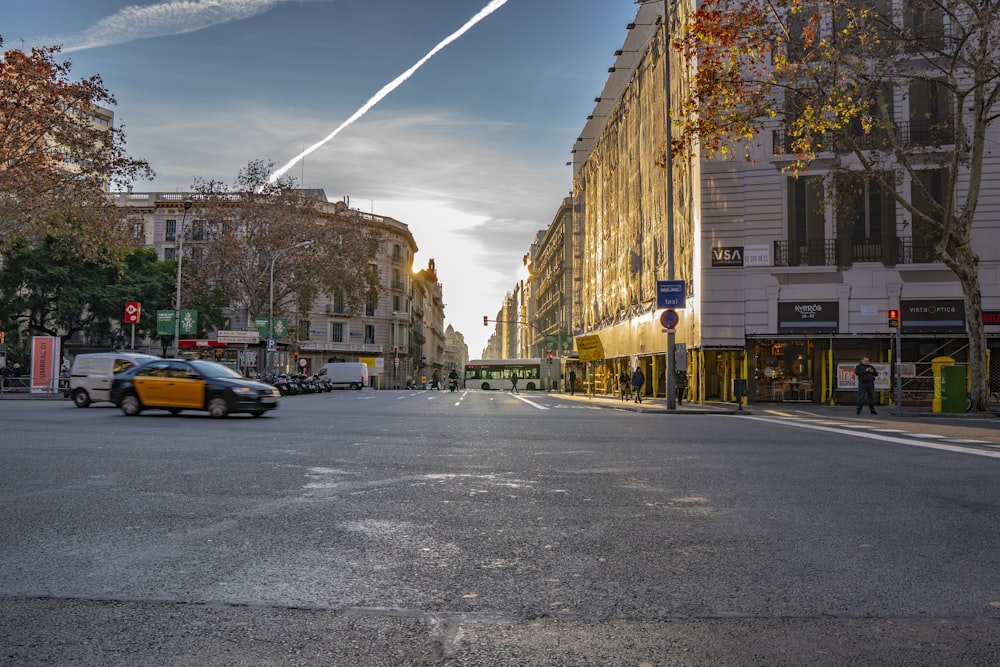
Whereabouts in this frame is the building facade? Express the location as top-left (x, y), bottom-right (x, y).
top-left (113, 191), bottom-right (456, 388)
top-left (502, 0), bottom-right (1000, 405)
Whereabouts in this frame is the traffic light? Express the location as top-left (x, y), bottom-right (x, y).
top-left (547, 351), bottom-right (554, 361)
top-left (0, 331), bottom-right (4, 344)
top-left (483, 315), bottom-right (488, 326)
top-left (888, 308), bottom-right (900, 328)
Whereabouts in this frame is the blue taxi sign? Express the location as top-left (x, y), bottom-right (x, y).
top-left (657, 280), bottom-right (686, 309)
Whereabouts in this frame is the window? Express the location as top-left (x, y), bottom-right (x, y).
top-left (364, 325), bottom-right (376, 345)
top-left (165, 219), bottom-right (176, 241)
top-left (835, 174), bottom-right (896, 264)
top-left (392, 268), bottom-right (403, 290)
top-left (331, 289), bottom-right (346, 314)
top-left (298, 319), bottom-right (311, 341)
top-left (393, 294), bottom-right (402, 312)
top-left (190, 220), bottom-right (204, 241)
top-left (909, 168), bottom-right (948, 262)
top-left (908, 79), bottom-right (954, 145)
top-left (330, 322), bottom-right (345, 343)
top-left (786, 176), bottom-right (828, 265)
top-left (904, 0), bottom-right (945, 52)
top-left (164, 247), bottom-right (176, 261)
top-left (365, 290), bottom-right (377, 317)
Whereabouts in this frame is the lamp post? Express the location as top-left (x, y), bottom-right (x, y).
top-left (267, 240), bottom-right (312, 374)
top-left (173, 199), bottom-right (194, 358)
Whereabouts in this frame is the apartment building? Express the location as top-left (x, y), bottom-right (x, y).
top-left (561, 0), bottom-right (1000, 405)
top-left (113, 191), bottom-right (450, 387)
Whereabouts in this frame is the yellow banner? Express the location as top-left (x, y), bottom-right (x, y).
top-left (575, 334), bottom-right (605, 362)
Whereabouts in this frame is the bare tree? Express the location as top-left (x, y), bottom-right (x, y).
top-left (187, 160), bottom-right (381, 328)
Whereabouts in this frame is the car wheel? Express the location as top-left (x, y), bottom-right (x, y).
top-left (72, 388), bottom-right (91, 408)
top-left (208, 396), bottom-right (229, 418)
top-left (250, 410), bottom-right (265, 417)
top-left (350, 383), bottom-right (359, 390)
top-left (168, 408), bottom-right (182, 415)
top-left (481, 382), bottom-right (490, 391)
top-left (120, 393), bottom-right (142, 416)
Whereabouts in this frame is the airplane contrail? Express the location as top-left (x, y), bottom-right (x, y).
top-left (269, 0), bottom-right (509, 184)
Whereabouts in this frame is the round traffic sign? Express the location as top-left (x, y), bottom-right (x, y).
top-left (660, 309), bottom-right (679, 329)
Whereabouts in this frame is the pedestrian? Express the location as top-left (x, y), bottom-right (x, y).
top-left (675, 370), bottom-right (688, 405)
top-left (619, 369), bottom-right (631, 401)
top-left (854, 356), bottom-right (878, 415)
top-left (568, 369), bottom-right (576, 395)
top-left (510, 371), bottom-right (519, 394)
top-left (631, 366), bottom-right (645, 404)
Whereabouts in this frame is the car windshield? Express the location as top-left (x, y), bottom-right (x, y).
top-left (188, 360), bottom-right (245, 379)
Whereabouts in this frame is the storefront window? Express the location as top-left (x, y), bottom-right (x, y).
top-left (754, 340), bottom-right (815, 401)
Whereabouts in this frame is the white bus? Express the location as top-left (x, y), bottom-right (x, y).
top-left (464, 358), bottom-right (542, 391)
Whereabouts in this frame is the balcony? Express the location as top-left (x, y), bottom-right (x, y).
top-left (773, 238), bottom-right (937, 266)
top-left (773, 240), bottom-right (837, 267)
top-left (773, 118), bottom-right (955, 155)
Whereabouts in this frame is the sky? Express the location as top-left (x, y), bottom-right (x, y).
top-left (3, 0), bottom-right (639, 357)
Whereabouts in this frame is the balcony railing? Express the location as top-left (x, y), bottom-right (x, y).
top-left (773, 240), bottom-right (837, 266)
top-left (773, 238), bottom-right (938, 266)
top-left (897, 237), bottom-right (939, 264)
top-left (773, 118), bottom-right (955, 155)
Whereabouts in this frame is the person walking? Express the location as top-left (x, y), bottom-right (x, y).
top-left (855, 356), bottom-right (878, 415)
top-left (510, 371), bottom-right (519, 394)
top-left (631, 366), bottom-right (645, 404)
top-left (619, 369), bottom-right (631, 401)
top-left (568, 369), bottom-right (576, 395)
top-left (675, 370), bottom-right (688, 405)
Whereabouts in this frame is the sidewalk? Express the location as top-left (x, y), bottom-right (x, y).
top-left (551, 390), bottom-right (746, 414)
top-left (546, 390), bottom-right (1000, 419)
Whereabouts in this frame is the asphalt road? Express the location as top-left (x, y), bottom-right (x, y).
top-left (2, 389), bottom-right (1000, 666)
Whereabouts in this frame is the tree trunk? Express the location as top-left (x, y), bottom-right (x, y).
top-left (946, 244), bottom-right (989, 411)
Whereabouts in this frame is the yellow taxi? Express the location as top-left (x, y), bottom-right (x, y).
top-left (110, 359), bottom-right (280, 418)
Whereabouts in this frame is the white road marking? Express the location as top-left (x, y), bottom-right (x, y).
top-left (741, 415), bottom-right (1000, 459)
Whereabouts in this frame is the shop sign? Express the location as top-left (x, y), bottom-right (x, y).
top-left (778, 301), bottom-right (839, 334)
top-left (711, 246), bottom-right (743, 267)
top-left (900, 299), bottom-right (964, 332)
top-left (575, 334), bottom-right (605, 362)
top-left (743, 244), bottom-right (772, 267)
top-left (983, 311), bottom-right (1000, 326)
top-left (836, 362), bottom-right (891, 390)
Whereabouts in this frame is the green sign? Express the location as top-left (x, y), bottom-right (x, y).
top-left (157, 309), bottom-right (198, 336)
top-left (156, 310), bottom-right (173, 336)
top-left (544, 334), bottom-right (574, 352)
top-left (254, 317), bottom-right (289, 340)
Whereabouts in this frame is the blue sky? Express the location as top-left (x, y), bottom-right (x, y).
top-left (3, 0), bottom-right (639, 356)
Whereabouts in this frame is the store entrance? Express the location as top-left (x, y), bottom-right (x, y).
top-left (753, 339), bottom-right (815, 402)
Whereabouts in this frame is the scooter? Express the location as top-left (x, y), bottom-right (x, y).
top-left (449, 377), bottom-right (458, 392)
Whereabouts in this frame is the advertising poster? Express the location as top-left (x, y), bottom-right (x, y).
top-left (30, 335), bottom-right (60, 394)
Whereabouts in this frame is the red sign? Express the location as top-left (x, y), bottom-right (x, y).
top-left (124, 301), bottom-right (141, 323)
top-left (660, 309), bottom-right (679, 330)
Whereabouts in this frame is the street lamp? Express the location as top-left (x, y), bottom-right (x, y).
top-left (173, 199), bottom-right (194, 358)
top-left (267, 240), bottom-right (312, 373)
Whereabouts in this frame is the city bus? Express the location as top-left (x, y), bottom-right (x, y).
top-left (464, 358), bottom-right (542, 391)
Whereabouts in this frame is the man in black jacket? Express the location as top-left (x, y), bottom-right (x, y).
top-left (855, 356), bottom-right (878, 415)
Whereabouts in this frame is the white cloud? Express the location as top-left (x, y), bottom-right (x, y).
top-left (48, 0), bottom-right (330, 53)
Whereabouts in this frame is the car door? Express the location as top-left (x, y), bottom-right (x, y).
top-left (165, 361), bottom-right (206, 409)
top-left (132, 361), bottom-right (173, 406)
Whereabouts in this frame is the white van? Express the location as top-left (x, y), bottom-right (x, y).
top-left (315, 362), bottom-right (368, 390)
top-left (69, 352), bottom-right (159, 407)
